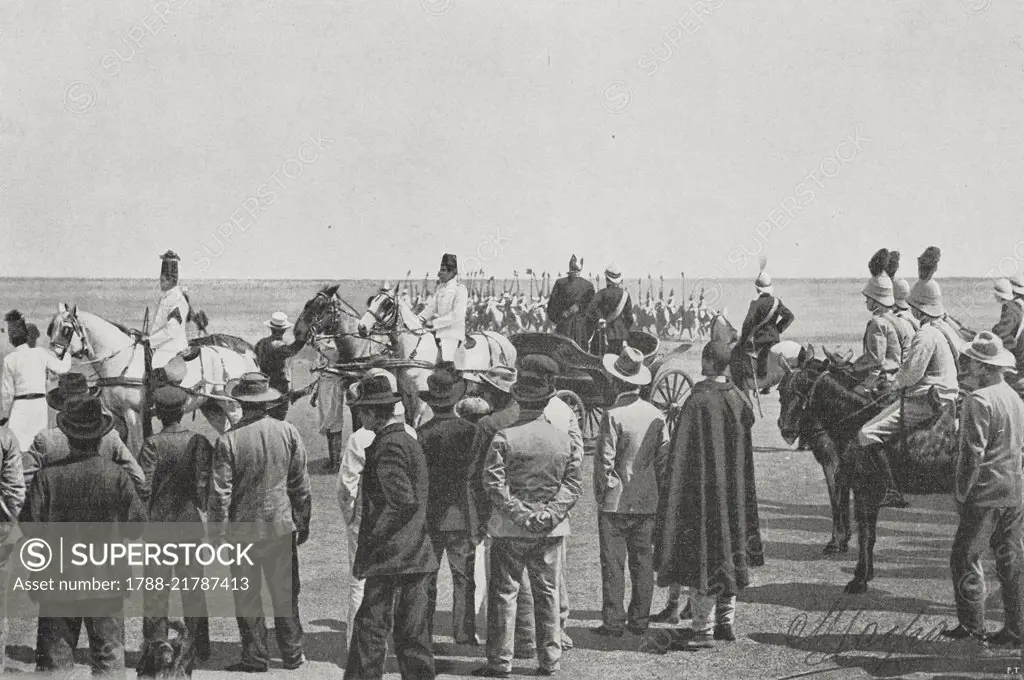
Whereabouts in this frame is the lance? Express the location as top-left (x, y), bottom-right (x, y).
top-left (141, 307), bottom-right (153, 440)
top-left (405, 270), bottom-right (412, 298)
top-left (659, 275), bottom-right (664, 300)
top-left (681, 271), bottom-right (685, 303)
top-left (527, 269), bottom-right (535, 297)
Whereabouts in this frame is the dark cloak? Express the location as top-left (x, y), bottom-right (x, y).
top-left (654, 378), bottom-right (764, 596)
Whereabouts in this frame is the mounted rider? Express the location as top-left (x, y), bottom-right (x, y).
top-left (546, 255), bottom-right (596, 349)
top-left (855, 246), bottom-right (960, 509)
top-left (890, 276), bottom-right (919, 358)
top-left (417, 253), bottom-right (469, 365)
top-left (586, 263), bottom-right (634, 355)
top-left (149, 251), bottom-right (191, 369)
top-left (735, 266), bottom-right (795, 381)
top-left (992, 275), bottom-right (1024, 382)
top-left (851, 249), bottom-right (904, 391)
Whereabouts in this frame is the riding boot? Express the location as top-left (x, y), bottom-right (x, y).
top-left (865, 445), bottom-right (909, 508)
top-left (756, 347), bottom-right (770, 379)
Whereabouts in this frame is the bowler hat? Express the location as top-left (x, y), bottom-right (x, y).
top-left (418, 368), bottom-right (467, 408)
top-left (602, 346), bottom-right (651, 386)
top-left (153, 384), bottom-right (189, 410)
top-left (510, 374), bottom-right (555, 404)
top-left (57, 395), bottom-right (114, 440)
top-left (47, 373), bottom-right (99, 411)
top-left (963, 331), bottom-right (1016, 368)
top-left (480, 366), bottom-right (517, 394)
top-left (226, 372), bottom-right (282, 403)
top-left (350, 372), bottom-right (402, 406)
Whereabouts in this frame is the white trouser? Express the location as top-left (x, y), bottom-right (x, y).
top-left (438, 337), bottom-right (462, 363)
top-left (688, 590), bottom-right (736, 634)
top-left (345, 519), bottom-right (365, 646)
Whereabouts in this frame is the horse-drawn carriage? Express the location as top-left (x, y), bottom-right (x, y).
top-left (509, 330), bottom-right (695, 442)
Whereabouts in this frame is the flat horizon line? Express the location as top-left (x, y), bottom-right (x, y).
top-left (0, 275), bottom-right (999, 282)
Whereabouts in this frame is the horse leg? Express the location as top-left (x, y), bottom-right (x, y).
top-left (837, 474), bottom-right (852, 553)
top-left (810, 432), bottom-right (846, 555)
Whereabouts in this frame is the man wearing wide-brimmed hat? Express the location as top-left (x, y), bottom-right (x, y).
top-left (476, 369), bottom-right (582, 677)
top-left (1, 309), bottom-right (71, 452)
top-left (854, 246), bottom-right (959, 508)
top-left (21, 392), bottom-right (148, 675)
top-left (735, 267), bottom-right (795, 381)
top-left (417, 367), bottom-right (481, 646)
top-left (586, 263), bottom-right (635, 355)
top-left (546, 255), bottom-right (596, 349)
top-left (148, 250), bottom-right (191, 369)
top-left (254, 311), bottom-right (307, 420)
top-left (593, 346), bottom-right (669, 638)
top-left (992, 278), bottom-right (1024, 378)
top-left (137, 384), bottom-right (213, 665)
top-left (345, 371), bottom-right (437, 680)
top-left (23, 373), bottom-right (145, 494)
top-left (336, 369), bottom-right (416, 648)
top-left (942, 332), bottom-right (1024, 646)
top-left (418, 253), bottom-right (470, 364)
top-left (209, 372), bottom-right (311, 672)
top-left (851, 249), bottom-right (904, 387)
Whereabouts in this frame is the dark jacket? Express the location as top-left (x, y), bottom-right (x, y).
top-left (20, 447), bottom-right (147, 602)
top-left (254, 335), bottom-right (305, 394)
top-left (992, 298), bottom-right (1024, 371)
top-left (417, 412), bottom-right (479, 533)
top-left (654, 378), bottom-right (763, 596)
top-left (354, 422), bottom-right (438, 579)
top-left (738, 293), bottom-right (795, 350)
top-left (586, 286), bottom-right (634, 343)
top-left (468, 400), bottom-right (520, 540)
top-left (25, 428), bottom-right (146, 501)
top-left (547, 275), bottom-right (595, 347)
top-left (0, 427), bottom-right (24, 523)
top-left (138, 423), bottom-right (213, 523)
top-left (209, 414), bottom-right (311, 541)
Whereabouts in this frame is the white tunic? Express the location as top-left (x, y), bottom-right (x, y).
top-left (150, 286), bottom-right (190, 368)
top-left (419, 278), bottom-right (468, 343)
top-left (0, 345), bottom-right (71, 451)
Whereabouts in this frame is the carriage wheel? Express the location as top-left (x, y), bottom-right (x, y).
top-left (554, 389), bottom-right (585, 427)
top-left (650, 368), bottom-right (694, 439)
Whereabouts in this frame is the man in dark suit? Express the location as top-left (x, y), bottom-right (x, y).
top-left (20, 394), bottom-right (148, 675)
top-left (735, 271), bottom-right (795, 381)
top-left (209, 372), bottom-right (311, 673)
top-left (586, 263), bottom-right (634, 355)
top-left (137, 384), bottom-right (213, 666)
top-left (418, 367), bottom-right (480, 645)
top-left (546, 255), bottom-right (595, 348)
top-left (254, 312), bottom-right (306, 420)
top-left (345, 372), bottom-right (438, 680)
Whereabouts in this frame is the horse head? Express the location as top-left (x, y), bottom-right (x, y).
top-left (294, 284), bottom-right (340, 343)
top-left (47, 303), bottom-right (90, 360)
top-left (358, 284), bottom-right (402, 338)
top-left (776, 362), bottom-right (825, 445)
top-left (295, 285), bottom-right (373, 363)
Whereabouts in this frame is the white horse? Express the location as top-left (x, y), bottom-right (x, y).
top-left (47, 303), bottom-right (259, 454)
top-left (356, 285), bottom-right (517, 419)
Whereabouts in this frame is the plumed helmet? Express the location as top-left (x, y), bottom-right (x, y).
top-left (160, 250), bottom-right (180, 285)
top-left (909, 246), bottom-right (943, 316)
top-left (4, 310), bottom-right (27, 346)
top-left (863, 249), bottom-right (895, 307)
top-left (755, 271), bottom-right (772, 292)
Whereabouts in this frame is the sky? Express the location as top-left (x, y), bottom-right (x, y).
top-left (1, 0), bottom-right (1023, 281)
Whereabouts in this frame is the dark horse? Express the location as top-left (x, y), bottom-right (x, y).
top-left (707, 312), bottom-right (802, 399)
top-left (777, 348), bottom-right (962, 594)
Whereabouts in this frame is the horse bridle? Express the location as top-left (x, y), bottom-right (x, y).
top-left (55, 311), bottom-right (91, 360)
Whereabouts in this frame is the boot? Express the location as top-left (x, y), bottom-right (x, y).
top-left (756, 347), bottom-right (770, 380)
top-left (867, 445), bottom-right (909, 508)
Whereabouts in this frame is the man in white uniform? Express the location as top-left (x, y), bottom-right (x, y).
top-left (0, 310), bottom-right (71, 451)
top-left (148, 251), bottom-right (190, 369)
top-left (418, 253), bottom-right (469, 364)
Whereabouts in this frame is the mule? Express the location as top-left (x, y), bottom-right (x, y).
top-left (47, 304), bottom-right (259, 454)
top-left (777, 350), bottom-right (961, 594)
top-left (357, 285), bottom-right (517, 422)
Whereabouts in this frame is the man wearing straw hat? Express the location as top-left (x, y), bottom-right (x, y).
top-left (941, 332), bottom-right (1024, 645)
top-left (210, 372), bottom-right (311, 673)
top-left (255, 311), bottom-right (307, 421)
top-left (586, 264), bottom-right (634, 355)
top-left (594, 346), bottom-right (670, 637)
top-left (992, 277), bottom-right (1024, 381)
top-left (345, 371), bottom-right (437, 680)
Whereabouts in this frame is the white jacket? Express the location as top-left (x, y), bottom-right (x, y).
top-left (150, 286), bottom-right (190, 367)
top-left (420, 278), bottom-right (468, 342)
